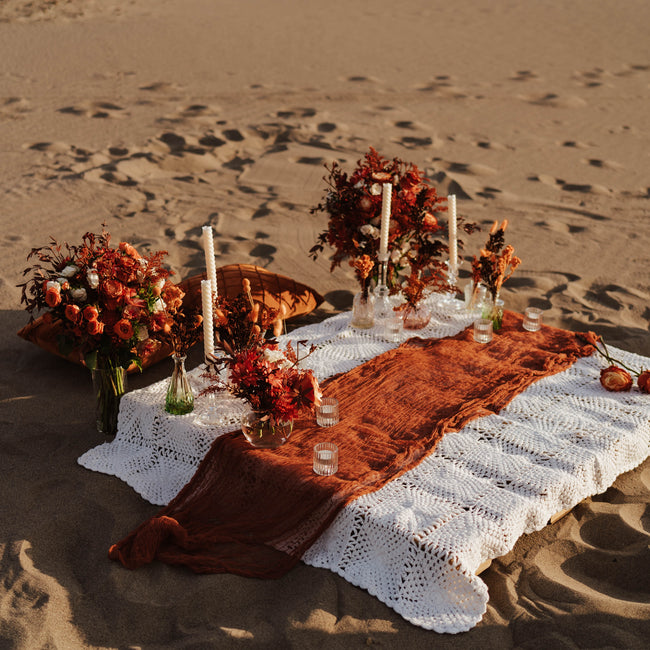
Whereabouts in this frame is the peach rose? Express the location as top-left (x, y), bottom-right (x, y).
top-left (87, 319), bottom-right (104, 336)
top-left (113, 318), bottom-right (134, 340)
top-left (600, 366), bottom-right (633, 392)
top-left (65, 304), bottom-right (81, 322)
top-left (45, 287), bottom-right (61, 308)
top-left (637, 370), bottom-right (650, 394)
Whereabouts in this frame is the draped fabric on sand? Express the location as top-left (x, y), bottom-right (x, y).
top-left (109, 312), bottom-right (598, 578)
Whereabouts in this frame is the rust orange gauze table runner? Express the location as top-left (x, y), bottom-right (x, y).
top-left (109, 312), bottom-right (598, 577)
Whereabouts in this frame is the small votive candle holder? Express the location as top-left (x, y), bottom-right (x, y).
top-left (523, 307), bottom-right (543, 332)
top-left (313, 442), bottom-right (339, 476)
top-left (473, 318), bottom-right (493, 344)
top-left (316, 397), bottom-right (339, 427)
top-left (384, 315), bottom-right (402, 343)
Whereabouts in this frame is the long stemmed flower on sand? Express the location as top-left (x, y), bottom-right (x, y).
top-left (593, 337), bottom-right (650, 393)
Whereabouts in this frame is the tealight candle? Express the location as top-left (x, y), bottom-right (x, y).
top-left (379, 182), bottom-right (392, 257)
top-left (448, 194), bottom-right (458, 268)
top-left (201, 279), bottom-right (215, 360)
top-left (202, 225), bottom-right (218, 299)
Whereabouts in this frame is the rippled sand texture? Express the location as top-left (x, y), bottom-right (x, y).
top-left (1, 0), bottom-right (649, 647)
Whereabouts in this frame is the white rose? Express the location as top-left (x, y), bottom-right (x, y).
top-left (135, 325), bottom-right (149, 341)
top-left (70, 287), bottom-right (87, 302)
top-left (359, 224), bottom-right (379, 239)
top-left (263, 348), bottom-right (289, 367)
top-left (153, 297), bottom-right (166, 312)
top-left (46, 280), bottom-right (61, 292)
top-left (86, 269), bottom-right (100, 289)
top-left (61, 264), bottom-right (78, 278)
top-left (354, 181), bottom-right (364, 189)
top-left (370, 183), bottom-right (382, 196)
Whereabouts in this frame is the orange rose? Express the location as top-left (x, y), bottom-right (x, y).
top-left (101, 279), bottom-right (124, 300)
top-left (637, 370), bottom-right (650, 394)
top-left (113, 318), bottom-right (134, 340)
top-left (65, 304), bottom-right (81, 322)
top-left (87, 319), bottom-right (104, 336)
top-left (45, 287), bottom-right (61, 307)
top-left (83, 305), bottom-right (99, 321)
top-left (162, 282), bottom-right (184, 311)
top-left (422, 212), bottom-right (439, 230)
top-left (118, 241), bottom-right (140, 258)
top-left (600, 366), bottom-right (633, 392)
top-left (295, 372), bottom-right (322, 409)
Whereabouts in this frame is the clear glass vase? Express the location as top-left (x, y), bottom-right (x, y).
top-left (92, 356), bottom-right (127, 438)
top-left (165, 354), bottom-right (194, 415)
top-left (350, 288), bottom-right (375, 329)
top-left (402, 301), bottom-right (432, 330)
top-left (482, 293), bottom-right (505, 332)
top-left (241, 411), bottom-right (293, 448)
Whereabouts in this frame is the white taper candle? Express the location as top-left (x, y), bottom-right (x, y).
top-left (201, 279), bottom-right (215, 360)
top-left (202, 225), bottom-right (218, 298)
top-left (379, 182), bottom-right (392, 257)
top-left (448, 194), bottom-right (458, 268)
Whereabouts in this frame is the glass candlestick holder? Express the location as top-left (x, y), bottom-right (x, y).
top-left (438, 260), bottom-right (463, 310)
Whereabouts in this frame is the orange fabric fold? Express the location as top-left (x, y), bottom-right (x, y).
top-left (109, 311), bottom-right (598, 577)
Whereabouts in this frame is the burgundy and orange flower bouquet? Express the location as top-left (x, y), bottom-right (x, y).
top-left (19, 227), bottom-right (188, 435)
top-left (204, 280), bottom-right (321, 447)
top-left (310, 147), bottom-right (476, 307)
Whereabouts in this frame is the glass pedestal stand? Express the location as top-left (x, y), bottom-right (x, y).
top-left (196, 354), bottom-right (227, 427)
top-left (373, 256), bottom-right (397, 339)
top-left (438, 260), bottom-right (463, 311)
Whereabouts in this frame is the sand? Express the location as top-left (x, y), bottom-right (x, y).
top-left (1, 0), bottom-right (649, 647)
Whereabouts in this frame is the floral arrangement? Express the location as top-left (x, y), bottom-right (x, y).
top-left (156, 282), bottom-right (203, 357)
top-left (594, 338), bottom-right (650, 393)
top-left (471, 220), bottom-right (521, 301)
top-left (310, 147), bottom-right (476, 302)
top-left (205, 281), bottom-right (321, 425)
top-left (19, 227), bottom-right (177, 371)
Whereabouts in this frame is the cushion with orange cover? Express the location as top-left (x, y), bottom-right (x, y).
top-left (180, 264), bottom-right (324, 318)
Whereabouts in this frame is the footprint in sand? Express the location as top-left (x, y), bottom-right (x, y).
top-left (398, 136), bottom-right (433, 149)
top-left (519, 93), bottom-right (586, 108)
top-left (57, 101), bottom-right (128, 119)
top-left (0, 96), bottom-right (31, 119)
top-left (440, 161), bottom-right (497, 176)
top-left (510, 70), bottom-right (539, 82)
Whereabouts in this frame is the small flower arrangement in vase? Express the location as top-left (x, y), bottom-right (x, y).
top-left (310, 147), bottom-right (476, 317)
top-left (203, 280), bottom-right (321, 448)
top-left (155, 284), bottom-right (203, 415)
top-left (19, 227), bottom-right (178, 436)
top-left (470, 220), bottom-right (521, 331)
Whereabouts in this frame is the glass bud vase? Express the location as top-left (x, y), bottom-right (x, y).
top-left (350, 288), bottom-right (375, 329)
top-left (92, 357), bottom-right (127, 438)
top-left (402, 301), bottom-right (432, 330)
top-left (241, 411), bottom-right (293, 448)
top-left (482, 293), bottom-right (505, 332)
top-left (165, 354), bottom-right (194, 415)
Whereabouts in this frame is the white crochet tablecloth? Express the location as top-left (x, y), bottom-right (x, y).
top-left (79, 301), bottom-right (650, 633)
